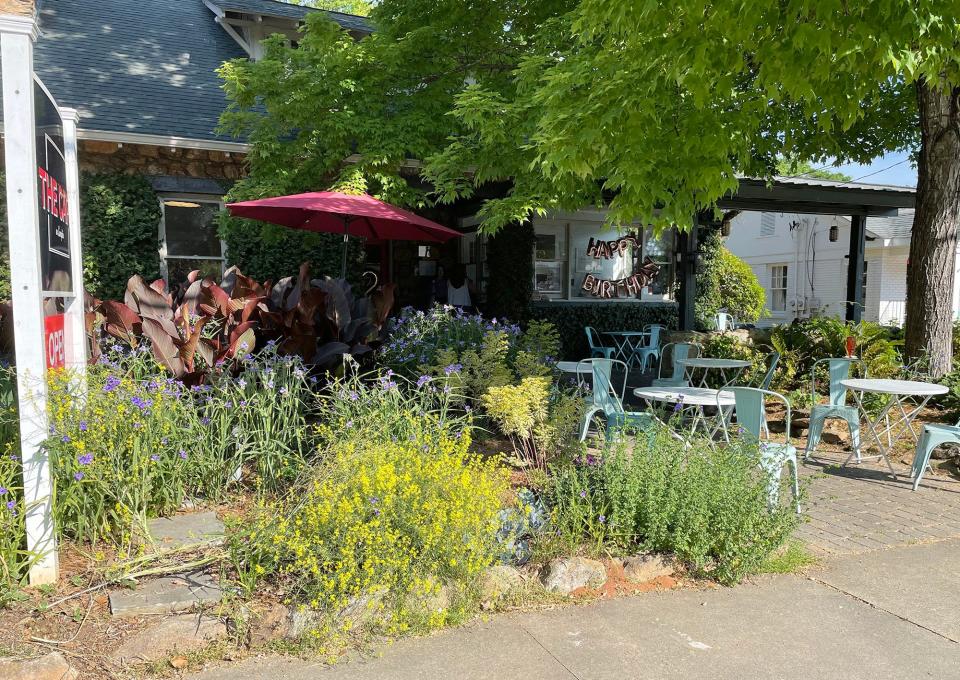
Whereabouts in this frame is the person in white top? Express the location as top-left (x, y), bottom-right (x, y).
top-left (446, 264), bottom-right (474, 310)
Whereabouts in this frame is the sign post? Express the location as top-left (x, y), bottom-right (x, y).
top-left (0, 12), bottom-right (58, 584)
top-left (59, 107), bottom-right (88, 378)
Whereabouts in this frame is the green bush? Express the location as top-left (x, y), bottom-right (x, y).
top-left (529, 302), bottom-right (677, 360)
top-left (545, 426), bottom-right (800, 585)
top-left (767, 316), bottom-right (902, 392)
top-left (695, 229), bottom-right (766, 329)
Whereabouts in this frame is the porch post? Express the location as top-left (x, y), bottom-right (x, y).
top-left (846, 214), bottom-right (866, 322)
top-left (676, 224), bottom-right (698, 331)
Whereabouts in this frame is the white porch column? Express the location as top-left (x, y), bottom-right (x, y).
top-left (59, 107), bottom-right (88, 378)
top-left (0, 13), bottom-right (58, 584)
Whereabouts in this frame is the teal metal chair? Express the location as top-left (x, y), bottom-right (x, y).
top-left (585, 326), bottom-right (615, 360)
top-left (722, 387), bottom-right (801, 513)
top-left (635, 324), bottom-right (664, 372)
top-left (804, 358), bottom-right (862, 462)
top-left (652, 342), bottom-right (700, 387)
top-left (910, 419), bottom-right (960, 490)
top-left (578, 358), bottom-right (653, 442)
top-left (757, 350), bottom-right (781, 390)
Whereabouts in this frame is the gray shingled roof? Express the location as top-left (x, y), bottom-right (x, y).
top-left (867, 208), bottom-right (915, 240)
top-left (210, 0), bottom-right (371, 33)
top-left (31, 0), bottom-right (367, 143)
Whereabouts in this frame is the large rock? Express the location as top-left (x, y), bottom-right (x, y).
top-left (480, 565), bottom-right (525, 604)
top-left (622, 554), bottom-right (675, 583)
top-left (147, 511), bottom-right (224, 551)
top-left (109, 570), bottom-right (222, 617)
top-left (248, 603), bottom-right (293, 647)
top-left (111, 613), bottom-right (226, 665)
top-left (0, 652), bottom-right (79, 679)
top-left (540, 557), bottom-right (606, 594)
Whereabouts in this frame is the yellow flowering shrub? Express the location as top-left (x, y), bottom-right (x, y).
top-left (482, 377), bottom-right (553, 469)
top-left (231, 418), bottom-right (508, 638)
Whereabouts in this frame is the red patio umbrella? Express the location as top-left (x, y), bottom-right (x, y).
top-left (227, 191), bottom-right (462, 278)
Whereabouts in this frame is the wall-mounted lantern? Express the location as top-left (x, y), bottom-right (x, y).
top-left (829, 223), bottom-right (839, 242)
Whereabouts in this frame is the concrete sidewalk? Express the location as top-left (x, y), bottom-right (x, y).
top-left (192, 539), bottom-right (960, 680)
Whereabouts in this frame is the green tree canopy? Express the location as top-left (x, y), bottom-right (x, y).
top-left (774, 160), bottom-right (852, 183)
top-left (220, 0), bottom-right (960, 372)
top-left (296, 0), bottom-right (373, 15)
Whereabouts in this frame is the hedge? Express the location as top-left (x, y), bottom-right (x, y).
top-left (529, 301), bottom-right (678, 360)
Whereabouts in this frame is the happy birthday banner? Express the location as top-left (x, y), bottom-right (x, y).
top-left (581, 233), bottom-right (660, 299)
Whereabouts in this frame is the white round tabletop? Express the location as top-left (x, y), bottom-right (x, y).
top-left (680, 358), bottom-right (753, 369)
top-left (603, 331), bottom-right (650, 337)
top-left (633, 386), bottom-right (736, 407)
top-left (840, 378), bottom-right (948, 397)
top-left (555, 361), bottom-right (593, 374)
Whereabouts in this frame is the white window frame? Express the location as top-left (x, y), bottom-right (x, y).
top-left (158, 194), bottom-right (227, 283)
top-left (770, 264), bottom-right (788, 312)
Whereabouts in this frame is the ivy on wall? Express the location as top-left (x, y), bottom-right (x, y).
top-left (485, 222), bottom-right (534, 321)
top-left (0, 172), bottom-right (163, 301)
top-left (80, 173), bottom-right (163, 300)
top-left (217, 215), bottom-right (364, 284)
top-left (529, 302), bottom-right (677, 360)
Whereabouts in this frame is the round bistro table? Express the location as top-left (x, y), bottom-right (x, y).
top-left (840, 378), bottom-right (948, 479)
top-left (633, 385), bottom-right (736, 442)
top-left (679, 357), bottom-right (753, 388)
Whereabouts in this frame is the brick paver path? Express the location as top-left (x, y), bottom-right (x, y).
top-left (798, 449), bottom-right (960, 555)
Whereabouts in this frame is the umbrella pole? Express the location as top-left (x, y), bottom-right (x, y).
top-left (340, 217), bottom-right (349, 279)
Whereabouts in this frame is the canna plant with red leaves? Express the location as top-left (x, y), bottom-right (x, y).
top-left (89, 263), bottom-right (392, 382)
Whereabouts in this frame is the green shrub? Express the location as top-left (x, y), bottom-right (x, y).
top-left (695, 229), bottom-right (766, 329)
top-left (380, 306), bottom-right (560, 400)
top-left (0, 368), bottom-right (30, 589)
top-left (545, 426), bottom-right (800, 585)
top-left (529, 302), bottom-right (677, 360)
top-left (768, 316), bottom-right (902, 391)
top-left (229, 415), bottom-right (508, 638)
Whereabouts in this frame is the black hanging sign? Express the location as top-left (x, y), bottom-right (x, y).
top-left (34, 78), bottom-right (73, 297)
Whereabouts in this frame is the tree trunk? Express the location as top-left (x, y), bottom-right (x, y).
top-left (904, 78), bottom-right (960, 378)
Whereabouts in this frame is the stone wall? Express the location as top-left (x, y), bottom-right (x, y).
top-left (0, 0), bottom-right (34, 17)
top-left (78, 140), bottom-right (247, 182)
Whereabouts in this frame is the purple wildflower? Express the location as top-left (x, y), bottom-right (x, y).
top-left (73, 472), bottom-right (83, 481)
top-left (78, 453), bottom-right (93, 466)
top-left (416, 375), bottom-right (431, 388)
top-left (178, 450), bottom-right (188, 460)
top-left (0, 486), bottom-right (7, 495)
top-left (443, 363), bottom-right (463, 375)
top-left (79, 421), bottom-right (88, 432)
top-left (103, 375), bottom-right (121, 392)
top-left (150, 454), bottom-right (160, 462)
top-left (579, 490), bottom-right (587, 499)
top-left (201, 417), bottom-right (211, 426)
top-left (598, 515), bottom-right (606, 524)
top-left (6, 500), bottom-right (15, 510)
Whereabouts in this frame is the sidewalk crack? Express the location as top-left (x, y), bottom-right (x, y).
top-left (809, 576), bottom-right (960, 645)
top-left (519, 623), bottom-right (583, 679)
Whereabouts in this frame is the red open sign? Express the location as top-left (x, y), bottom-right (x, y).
top-left (44, 313), bottom-right (65, 370)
